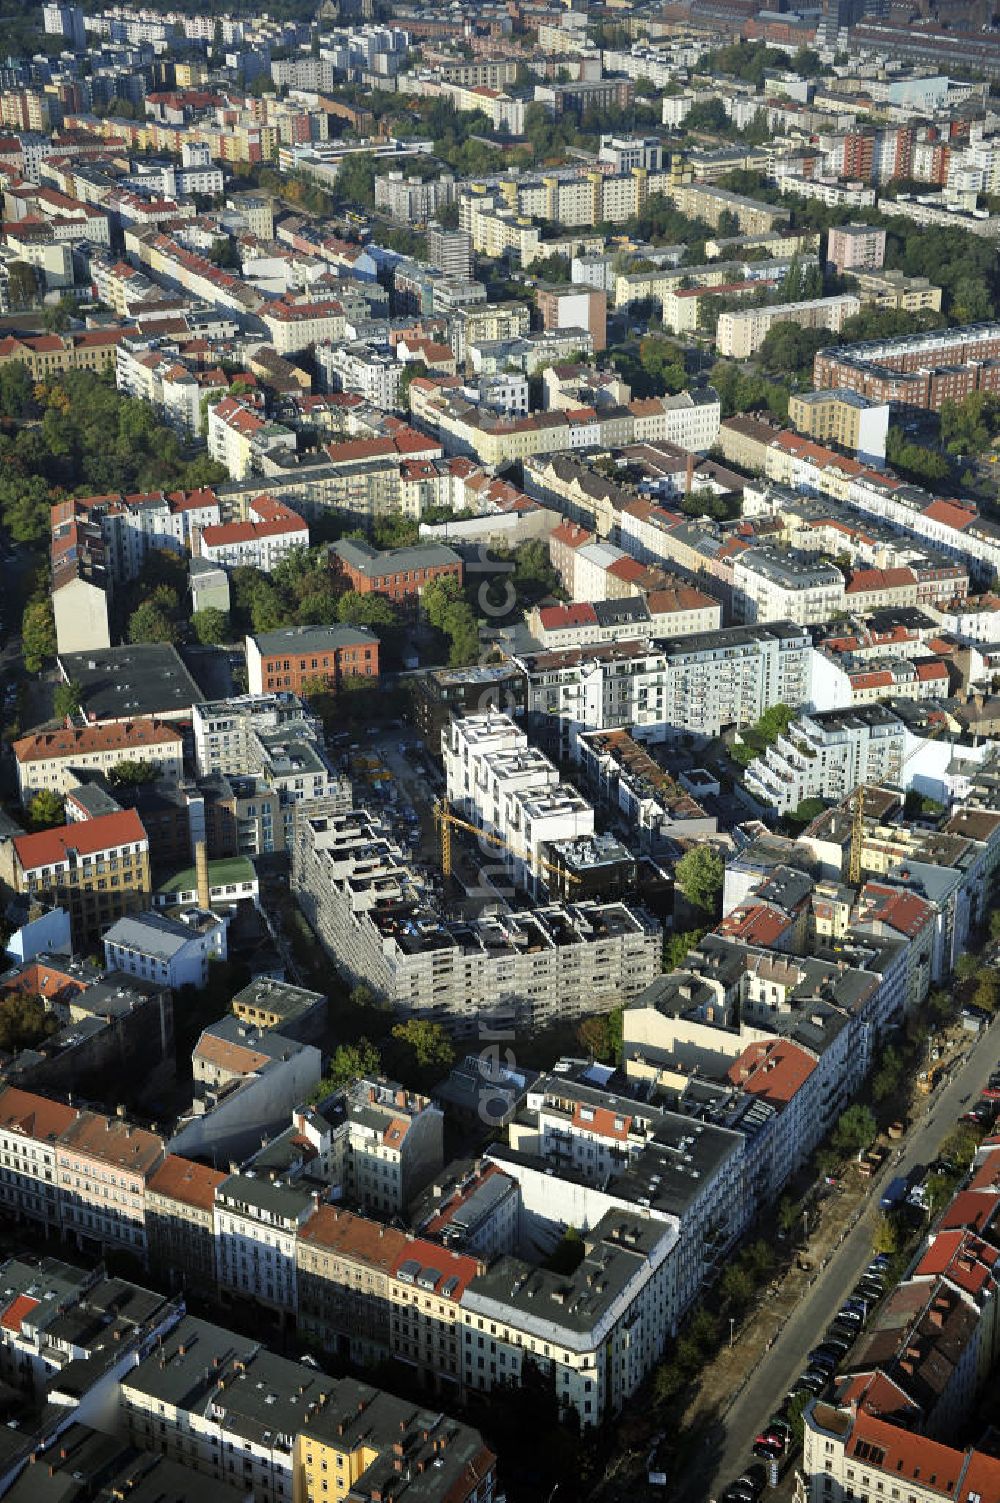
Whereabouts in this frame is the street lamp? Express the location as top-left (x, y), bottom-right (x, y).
top-left (729, 1316), bottom-right (736, 1348)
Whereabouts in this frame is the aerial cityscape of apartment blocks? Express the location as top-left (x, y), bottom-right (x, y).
top-left (5, 0), bottom-right (1000, 1498)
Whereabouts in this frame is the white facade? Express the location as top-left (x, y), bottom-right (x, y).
top-left (214, 1175), bottom-right (315, 1315)
top-left (315, 341), bottom-right (402, 410)
top-left (103, 910), bottom-right (227, 990)
top-left (744, 706), bottom-right (909, 813)
top-left (717, 295), bottom-right (861, 359)
top-left (732, 547), bottom-right (846, 626)
top-left (443, 712), bottom-right (594, 893)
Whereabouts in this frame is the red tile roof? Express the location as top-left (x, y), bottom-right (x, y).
top-left (0, 1294), bottom-right (39, 1334)
top-left (147, 1154), bottom-right (226, 1211)
top-left (538, 603), bottom-right (598, 630)
top-left (727, 1038), bottom-right (816, 1107)
top-left (12, 809), bottom-right (147, 872)
top-left (923, 499), bottom-right (976, 532)
top-left (14, 721), bottom-right (181, 765)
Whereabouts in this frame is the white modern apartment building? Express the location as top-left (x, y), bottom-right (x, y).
top-left (716, 294), bottom-right (861, 359)
top-left (443, 712), bottom-right (594, 894)
top-left (515, 622), bottom-right (813, 756)
top-left (744, 705), bottom-right (908, 813)
top-left (103, 909), bottom-right (227, 990)
top-left (315, 340), bottom-right (402, 410)
top-left (732, 546), bottom-right (846, 626)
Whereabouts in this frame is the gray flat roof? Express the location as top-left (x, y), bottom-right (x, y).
top-left (250, 623), bottom-right (379, 654)
top-left (58, 645), bottom-right (203, 721)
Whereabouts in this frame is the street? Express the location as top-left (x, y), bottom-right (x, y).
top-left (674, 1020), bottom-right (1000, 1503)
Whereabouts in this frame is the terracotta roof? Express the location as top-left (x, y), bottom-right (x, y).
top-left (727, 1037), bottom-right (816, 1106)
top-left (193, 1033), bottom-right (271, 1076)
top-left (550, 519), bottom-right (593, 548)
top-left (717, 903), bottom-right (794, 948)
top-left (0, 1294), bottom-right (39, 1335)
top-left (646, 584), bottom-right (718, 614)
top-left (939, 1190), bottom-right (1000, 1235)
top-left (388, 1236), bottom-right (480, 1298)
top-left (58, 1109), bottom-right (163, 1174)
top-left (571, 1103), bottom-right (632, 1142)
top-left (846, 566), bottom-right (916, 594)
top-left (539, 603), bottom-right (598, 630)
top-left (845, 1411), bottom-right (1000, 1498)
top-left (923, 499), bottom-right (976, 532)
top-left (12, 809), bottom-right (147, 872)
top-left (14, 721), bottom-right (181, 765)
top-left (298, 1205), bottom-right (408, 1271)
top-left (147, 1153), bottom-right (226, 1211)
top-left (201, 514), bottom-right (307, 547)
top-left (0, 1086), bottom-right (78, 1142)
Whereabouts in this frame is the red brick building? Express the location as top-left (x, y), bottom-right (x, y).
top-left (246, 624), bottom-right (380, 694)
top-left (329, 539), bottom-right (463, 607)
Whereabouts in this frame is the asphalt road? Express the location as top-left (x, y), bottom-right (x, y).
top-left (679, 1019), bottom-right (1000, 1503)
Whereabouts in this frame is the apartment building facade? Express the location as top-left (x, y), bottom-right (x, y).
top-left (292, 801), bottom-right (661, 1037)
top-left (443, 712), bottom-right (595, 894)
top-left (514, 622), bottom-right (813, 756)
top-left (716, 295), bottom-right (861, 360)
top-left (246, 624), bottom-right (380, 696)
top-left (13, 720), bottom-right (183, 803)
top-left (0, 809), bottom-right (152, 947)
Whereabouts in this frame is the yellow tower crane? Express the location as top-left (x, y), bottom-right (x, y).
top-left (434, 797), bottom-right (581, 891)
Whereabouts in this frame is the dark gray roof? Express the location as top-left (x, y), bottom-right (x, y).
top-left (250, 623), bottom-right (379, 654)
top-left (58, 645), bottom-right (203, 721)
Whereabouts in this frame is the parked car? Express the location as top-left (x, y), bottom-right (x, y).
top-left (880, 1176), bottom-right (907, 1212)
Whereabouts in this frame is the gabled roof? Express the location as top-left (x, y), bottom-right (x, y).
top-left (12, 809), bottom-right (147, 871)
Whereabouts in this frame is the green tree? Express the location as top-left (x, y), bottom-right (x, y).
top-left (974, 968), bottom-right (1000, 1014)
top-left (53, 679), bottom-right (81, 720)
top-left (6, 260), bottom-right (37, 310)
top-left (955, 953), bottom-right (980, 984)
top-left (872, 1045), bottom-right (903, 1103)
top-left (27, 789), bottom-right (65, 829)
top-left (390, 1019), bottom-right (456, 1073)
top-left (545, 1225), bottom-right (585, 1275)
top-left (128, 601), bottom-right (178, 645)
top-left (872, 1211), bottom-right (904, 1256)
top-left (336, 152), bottom-right (376, 208)
top-left (832, 1104), bottom-right (877, 1156)
top-left (664, 927), bottom-right (706, 970)
top-left (335, 590), bottom-right (397, 630)
top-left (576, 1007), bottom-right (623, 1063)
top-left (108, 759), bottom-right (157, 786)
top-left (397, 360), bottom-right (428, 410)
top-left (0, 361), bottom-right (31, 419)
top-left (22, 598), bottom-right (56, 672)
top-left (192, 607), bottom-right (231, 645)
top-left (0, 993), bottom-right (59, 1054)
top-left (674, 846), bottom-right (724, 913)
top-left (312, 1038), bottom-right (382, 1096)
top-left (939, 1123), bottom-right (982, 1169)
top-left (720, 1263), bottom-right (754, 1310)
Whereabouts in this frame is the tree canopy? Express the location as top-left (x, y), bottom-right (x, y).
top-left (674, 846), bottom-right (724, 914)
